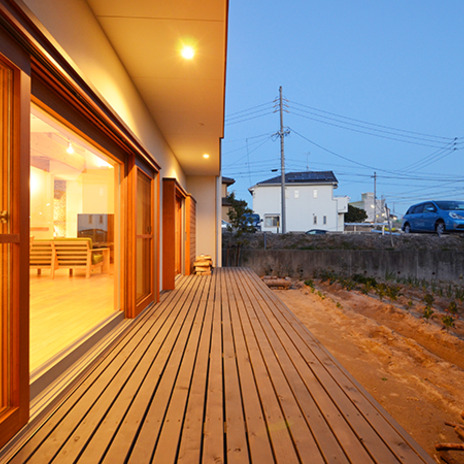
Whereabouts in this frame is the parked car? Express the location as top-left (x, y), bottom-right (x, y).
top-left (244, 213), bottom-right (262, 231)
top-left (402, 200), bottom-right (464, 235)
top-left (305, 229), bottom-right (327, 235)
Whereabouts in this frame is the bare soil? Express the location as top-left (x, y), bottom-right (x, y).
top-left (274, 280), bottom-right (464, 463)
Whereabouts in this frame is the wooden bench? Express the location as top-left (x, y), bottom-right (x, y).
top-left (30, 240), bottom-right (55, 278)
top-left (53, 238), bottom-right (109, 278)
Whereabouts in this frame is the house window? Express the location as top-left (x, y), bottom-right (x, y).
top-left (264, 214), bottom-right (280, 228)
top-left (313, 215), bottom-right (317, 225)
top-left (323, 216), bottom-right (327, 225)
top-left (294, 189), bottom-right (299, 199)
top-left (30, 105), bottom-right (120, 372)
top-left (313, 189), bottom-right (318, 199)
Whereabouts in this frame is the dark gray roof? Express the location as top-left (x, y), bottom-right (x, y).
top-left (256, 171), bottom-right (338, 186)
top-left (222, 176), bottom-right (235, 186)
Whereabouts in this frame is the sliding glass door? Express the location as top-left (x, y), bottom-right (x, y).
top-left (29, 105), bottom-right (121, 374)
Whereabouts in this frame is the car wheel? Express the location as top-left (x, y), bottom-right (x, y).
top-left (436, 221), bottom-right (445, 236)
top-left (403, 223), bottom-right (411, 233)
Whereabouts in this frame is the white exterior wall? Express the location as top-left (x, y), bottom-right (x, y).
top-left (187, 176), bottom-right (218, 265)
top-left (252, 184), bottom-right (345, 233)
top-left (336, 196), bottom-right (349, 231)
top-left (350, 193), bottom-right (385, 223)
top-left (23, 0), bottom-right (220, 282)
top-left (252, 186), bottom-right (282, 233)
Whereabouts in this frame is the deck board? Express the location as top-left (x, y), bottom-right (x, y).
top-left (220, 269), bottom-right (250, 464)
top-left (223, 270), bottom-right (276, 463)
top-left (5, 268), bottom-right (434, 464)
top-left (176, 278), bottom-right (216, 464)
top-left (242, 269), bottom-right (433, 463)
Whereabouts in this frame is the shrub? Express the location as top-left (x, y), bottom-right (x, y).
top-left (304, 279), bottom-right (315, 289)
top-left (423, 306), bottom-right (434, 319)
top-left (442, 314), bottom-right (455, 329)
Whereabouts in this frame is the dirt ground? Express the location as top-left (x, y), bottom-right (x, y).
top-left (274, 281), bottom-right (464, 464)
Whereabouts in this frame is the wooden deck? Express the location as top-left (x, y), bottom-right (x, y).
top-left (6, 268), bottom-right (433, 463)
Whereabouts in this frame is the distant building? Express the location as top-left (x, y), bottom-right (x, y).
top-left (249, 171), bottom-right (348, 233)
top-left (350, 192), bottom-right (387, 223)
top-left (221, 176), bottom-right (235, 221)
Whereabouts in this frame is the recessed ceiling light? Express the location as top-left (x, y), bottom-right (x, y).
top-left (203, 153), bottom-right (210, 159)
top-left (181, 45), bottom-right (195, 60)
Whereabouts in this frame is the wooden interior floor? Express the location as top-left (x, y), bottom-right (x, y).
top-left (30, 268), bottom-right (117, 373)
top-left (10, 268), bottom-right (433, 463)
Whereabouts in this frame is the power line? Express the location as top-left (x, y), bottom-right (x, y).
top-left (223, 131), bottom-right (275, 144)
top-left (289, 108), bottom-right (455, 148)
top-left (225, 100), bottom-right (275, 119)
top-left (288, 100), bottom-right (454, 142)
top-left (289, 126), bottom-right (380, 170)
top-left (398, 141), bottom-right (457, 171)
top-left (222, 135), bottom-right (275, 167)
top-left (289, 125), bottom-right (463, 180)
top-left (225, 108), bottom-right (276, 126)
top-left (223, 98), bottom-right (463, 211)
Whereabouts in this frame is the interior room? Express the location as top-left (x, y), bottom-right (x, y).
top-left (30, 106), bottom-right (121, 374)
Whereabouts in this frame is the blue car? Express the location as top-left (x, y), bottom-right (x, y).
top-left (244, 213), bottom-right (262, 231)
top-left (402, 200), bottom-right (464, 235)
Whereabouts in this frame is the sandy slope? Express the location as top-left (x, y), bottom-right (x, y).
top-left (275, 282), bottom-right (464, 463)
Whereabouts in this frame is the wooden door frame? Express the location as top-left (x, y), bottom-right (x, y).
top-left (127, 158), bottom-right (158, 318)
top-left (184, 194), bottom-right (196, 276)
top-left (174, 192), bottom-right (183, 276)
top-left (0, 53), bottom-right (30, 449)
top-left (162, 178), bottom-right (193, 291)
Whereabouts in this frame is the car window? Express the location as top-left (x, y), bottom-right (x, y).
top-left (436, 201), bottom-right (464, 211)
top-left (412, 204), bottom-right (424, 214)
top-left (423, 203), bottom-right (436, 213)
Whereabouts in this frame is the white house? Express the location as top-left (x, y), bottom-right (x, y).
top-left (249, 171), bottom-right (348, 233)
top-left (350, 192), bottom-right (387, 223)
top-left (221, 176), bottom-right (235, 221)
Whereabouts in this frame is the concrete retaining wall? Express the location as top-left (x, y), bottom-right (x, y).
top-left (224, 249), bottom-right (464, 284)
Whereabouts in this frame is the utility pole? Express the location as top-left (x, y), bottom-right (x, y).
top-left (279, 86), bottom-right (287, 234)
top-left (373, 171), bottom-right (377, 223)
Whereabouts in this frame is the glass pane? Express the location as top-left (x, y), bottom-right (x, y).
top-left (0, 243), bottom-right (10, 410)
top-left (1, 66), bottom-right (12, 233)
top-left (30, 106), bottom-right (120, 373)
top-left (136, 170), bottom-right (152, 303)
top-left (137, 171), bottom-right (151, 235)
top-left (175, 196), bottom-right (182, 275)
top-left (136, 237), bottom-right (151, 301)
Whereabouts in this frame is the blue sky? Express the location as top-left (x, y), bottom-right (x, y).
top-left (222, 1), bottom-right (464, 216)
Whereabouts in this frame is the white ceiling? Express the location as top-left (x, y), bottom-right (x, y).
top-left (86, 0), bottom-right (228, 176)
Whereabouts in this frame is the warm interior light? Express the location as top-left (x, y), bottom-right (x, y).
top-left (94, 156), bottom-right (112, 168)
top-left (30, 169), bottom-right (41, 195)
top-left (181, 45), bottom-right (195, 60)
top-left (66, 142), bottom-right (74, 154)
top-left (202, 153), bottom-right (210, 159)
